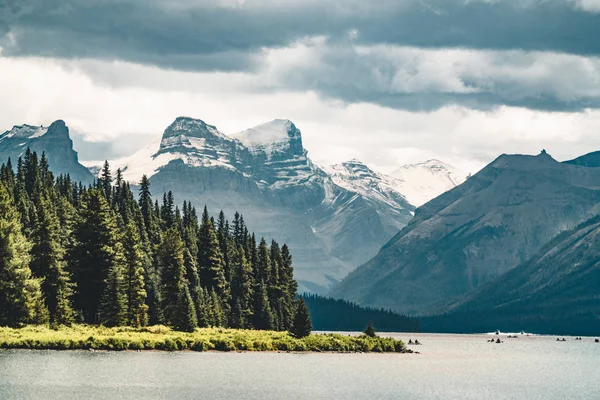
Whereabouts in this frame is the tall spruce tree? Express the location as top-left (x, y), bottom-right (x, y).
top-left (99, 160), bottom-right (112, 201)
top-left (31, 199), bottom-right (74, 325)
top-left (230, 246), bottom-right (253, 328)
top-left (0, 183), bottom-right (47, 326)
top-left (173, 283), bottom-right (197, 332)
top-left (123, 223), bottom-right (149, 327)
top-left (252, 279), bottom-right (274, 330)
top-left (69, 189), bottom-right (122, 323)
top-left (158, 227), bottom-right (186, 323)
top-left (99, 242), bottom-right (127, 327)
top-left (197, 207), bottom-right (229, 304)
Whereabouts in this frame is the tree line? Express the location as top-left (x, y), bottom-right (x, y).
top-left (0, 150), bottom-right (307, 333)
top-left (302, 294), bottom-right (420, 332)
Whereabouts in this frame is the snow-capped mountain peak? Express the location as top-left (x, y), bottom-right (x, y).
top-left (232, 119), bottom-right (304, 160)
top-left (391, 159), bottom-right (467, 207)
top-left (0, 124), bottom-right (48, 143)
top-left (158, 117), bottom-right (232, 153)
top-left (0, 120), bottom-right (93, 183)
top-left (324, 159), bottom-right (413, 216)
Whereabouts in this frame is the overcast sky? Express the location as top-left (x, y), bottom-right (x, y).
top-left (2, 0), bottom-right (600, 173)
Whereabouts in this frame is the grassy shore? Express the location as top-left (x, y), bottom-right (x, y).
top-left (0, 325), bottom-right (409, 353)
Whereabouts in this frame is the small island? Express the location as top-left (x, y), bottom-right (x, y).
top-left (0, 325), bottom-right (408, 353)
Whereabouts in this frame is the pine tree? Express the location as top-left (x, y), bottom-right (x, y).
top-left (172, 283), bottom-right (197, 332)
top-left (99, 160), bottom-right (112, 201)
top-left (158, 227), bottom-right (189, 326)
top-left (69, 189), bottom-right (122, 323)
top-left (0, 183), bottom-right (47, 326)
top-left (123, 223), bottom-right (148, 327)
top-left (31, 200), bottom-right (74, 325)
top-left (194, 286), bottom-right (210, 328)
top-left (99, 242), bottom-right (127, 327)
top-left (363, 321), bottom-right (377, 337)
top-left (290, 297), bottom-right (312, 338)
top-left (197, 206), bottom-right (229, 304)
top-left (230, 246), bottom-right (253, 328)
top-left (138, 175), bottom-right (155, 234)
top-left (252, 280), bottom-right (274, 330)
top-left (280, 244), bottom-right (297, 330)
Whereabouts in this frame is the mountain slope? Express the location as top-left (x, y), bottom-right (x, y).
top-left (107, 117), bottom-right (415, 293)
top-left (324, 159), bottom-right (415, 224)
top-left (564, 150), bottom-right (600, 168)
top-left (0, 120), bottom-right (93, 183)
top-left (390, 159), bottom-right (467, 207)
top-left (423, 215), bottom-right (600, 335)
top-left (331, 152), bottom-right (600, 315)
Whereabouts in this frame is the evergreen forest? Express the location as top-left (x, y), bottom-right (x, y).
top-left (303, 294), bottom-right (420, 332)
top-left (0, 150), bottom-right (301, 333)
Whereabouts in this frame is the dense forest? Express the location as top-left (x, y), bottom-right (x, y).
top-left (303, 294), bottom-right (420, 332)
top-left (0, 150), bottom-right (301, 332)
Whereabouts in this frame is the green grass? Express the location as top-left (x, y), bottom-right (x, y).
top-left (0, 325), bottom-right (409, 353)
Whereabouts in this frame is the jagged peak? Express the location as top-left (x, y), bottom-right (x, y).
top-left (1, 123), bottom-right (48, 140)
top-left (0, 120), bottom-right (71, 143)
top-left (233, 119), bottom-right (302, 147)
top-left (44, 120), bottom-right (69, 138)
top-left (160, 116), bottom-right (228, 145)
top-left (325, 159), bottom-right (381, 181)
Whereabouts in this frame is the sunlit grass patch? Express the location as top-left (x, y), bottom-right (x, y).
top-left (0, 325), bottom-right (408, 353)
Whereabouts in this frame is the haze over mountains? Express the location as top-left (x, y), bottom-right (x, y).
top-left (0, 117), bottom-right (465, 294)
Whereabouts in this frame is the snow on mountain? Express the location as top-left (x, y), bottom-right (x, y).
top-left (324, 159), bottom-right (413, 218)
top-left (390, 159), bottom-right (468, 207)
top-left (84, 116), bottom-right (418, 293)
top-left (0, 124), bottom-right (49, 144)
top-left (93, 117), bottom-right (243, 184)
top-left (0, 120), bottom-right (93, 183)
top-left (232, 119), bottom-right (302, 159)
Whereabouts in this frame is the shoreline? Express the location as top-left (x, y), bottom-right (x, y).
top-left (0, 325), bottom-right (409, 354)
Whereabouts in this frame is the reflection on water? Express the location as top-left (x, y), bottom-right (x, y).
top-left (1, 333), bottom-right (599, 400)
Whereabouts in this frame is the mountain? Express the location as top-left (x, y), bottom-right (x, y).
top-left (564, 150), bottom-right (600, 168)
top-left (423, 214), bottom-right (600, 335)
top-left (390, 159), bottom-right (467, 207)
top-left (102, 117), bottom-right (415, 293)
top-left (0, 120), bottom-right (93, 183)
top-left (323, 159), bottom-right (415, 224)
top-left (331, 151), bottom-right (600, 315)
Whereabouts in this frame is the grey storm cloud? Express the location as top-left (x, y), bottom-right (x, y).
top-left (3, 0), bottom-right (600, 111)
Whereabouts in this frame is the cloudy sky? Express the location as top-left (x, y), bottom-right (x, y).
top-left (2, 0), bottom-right (600, 173)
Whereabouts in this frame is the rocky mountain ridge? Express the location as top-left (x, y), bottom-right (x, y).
top-left (332, 151), bottom-right (600, 315)
top-left (0, 120), bottom-right (93, 183)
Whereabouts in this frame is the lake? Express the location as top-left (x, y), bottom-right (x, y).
top-left (1, 332), bottom-right (599, 399)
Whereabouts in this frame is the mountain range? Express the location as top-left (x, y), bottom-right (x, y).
top-left (332, 150), bottom-right (600, 333)
top-left (0, 117), bottom-right (465, 294)
top-left (3, 116), bottom-right (600, 334)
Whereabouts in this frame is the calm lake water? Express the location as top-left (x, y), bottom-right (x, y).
top-left (1, 332), bottom-right (599, 399)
